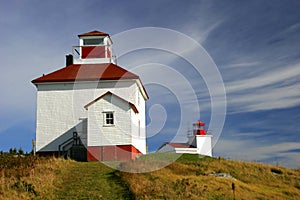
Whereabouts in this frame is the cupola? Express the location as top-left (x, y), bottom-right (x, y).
top-left (72, 30), bottom-right (116, 64)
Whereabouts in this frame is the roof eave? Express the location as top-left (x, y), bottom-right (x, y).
top-left (84, 91), bottom-right (139, 114)
top-left (32, 77), bottom-right (139, 84)
top-left (78, 30), bottom-right (110, 37)
top-left (136, 79), bottom-right (149, 100)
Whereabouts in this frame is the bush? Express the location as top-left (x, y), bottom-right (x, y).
top-left (11, 180), bottom-right (39, 196)
top-left (271, 168), bottom-right (283, 174)
top-left (9, 148), bottom-right (18, 155)
top-left (18, 148), bottom-right (24, 155)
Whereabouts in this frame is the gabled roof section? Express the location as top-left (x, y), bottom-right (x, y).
top-left (165, 142), bottom-right (195, 148)
top-left (84, 91), bottom-right (139, 113)
top-left (32, 63), bottom-right (139, 83)
top-left (78, 30), bottom-right (109, 37)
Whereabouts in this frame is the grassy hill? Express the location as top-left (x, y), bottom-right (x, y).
top-left (0, 155), bottom-right (132, 200)
top-left (0, 153), bottom-right (299, 199)
top-left (118, 153), bottom-right (300, 199)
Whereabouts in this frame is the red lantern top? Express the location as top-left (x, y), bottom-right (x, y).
top-left (193, 120), bottom-right (206, 135)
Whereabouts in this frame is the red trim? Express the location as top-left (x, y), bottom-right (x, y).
top-left (78, 30), bottom-right (109, 37)
top-left (131, 145), bottom-right (142, 159)
top-left (161, 142), bottom-right (195, 148)
top-left (84, 91), bottom-right (139, 113)
top-left (87, 145), bottom-right (142, 161)
top-left (82, 46), bottom-right (106, 58)
top-left (87, 146), bottom-right (102, 161)
top-left (116, 145), bottom-right (132, 161)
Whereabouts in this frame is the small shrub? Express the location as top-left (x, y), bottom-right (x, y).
top-left (294, 182), bottom-right (300, 190)
top-left (196, 170), bottom-right (204, 176)
top-left (271, 168), bottom-right (283, 174)
top-left (9, 148), bottom-right (17, 155)
top-left (282, 190), bottom-right (297, 196)
top-left (18, 148), bottom-right (24, 155)
top-left (11, 180), bottom-right (39, 196)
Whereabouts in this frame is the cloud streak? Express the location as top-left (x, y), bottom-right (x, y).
top-left (214, 139), bottom-right (300, 168)
top-left (224, 62), bottom-right (300, 113)
top-left (226, 63), bottom-right (300, 93)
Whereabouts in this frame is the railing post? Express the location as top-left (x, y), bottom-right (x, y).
top-left (73, 131), bottom-right (78, 145)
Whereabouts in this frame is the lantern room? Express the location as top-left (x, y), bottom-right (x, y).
top-left (72, 30), bottom-right (116, 64)
top-left (193, 120), bottom-right (206, 135)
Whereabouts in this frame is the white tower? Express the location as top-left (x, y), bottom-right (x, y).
top-left (191, 120), bottom-right (212, 157)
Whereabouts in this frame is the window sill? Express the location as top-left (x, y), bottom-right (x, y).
top-left (103, 124), bottom-right (115, 127)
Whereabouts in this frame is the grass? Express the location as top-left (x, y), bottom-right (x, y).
top-left (0, 154), bottom-right (132, 200)
top-left (1, 153), bottom-right (300, 199)
top-left (54, 161), bottom-right (133, 199)
top-left (118, 153), bottom-right (300, 199)
top-left (0, 154), bottom-right (65, 200)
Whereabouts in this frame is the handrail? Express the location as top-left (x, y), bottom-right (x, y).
top-left (58, 132), bottom-right (82, 157)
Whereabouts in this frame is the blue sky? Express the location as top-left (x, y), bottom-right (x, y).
top-left (0, 0), bottom-right (299, 168)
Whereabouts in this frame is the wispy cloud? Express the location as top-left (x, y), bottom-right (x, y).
top-left (224, 61), bottom-right (260, 68)
top-left (228, 84), bottom-right (300, 113)
top-left (184, 19), bottom-right (224, 44)
top-left (223, 61), bottom-right (300, 113)
top-left (214, 139), bottom-right (300, 168)
top-left (226, 63), bottom-right (300, 93)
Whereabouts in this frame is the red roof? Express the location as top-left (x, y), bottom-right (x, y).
top-left (196, 120), bottom-right (205, 126)
top-left (84, 91), bottom-right (138, 113)
top-left (78, 30), bottom-right (109, 37)
top-left (166, 142), bottom-right (195, 148)
top-left (32, 63), bottom-right (139, 83)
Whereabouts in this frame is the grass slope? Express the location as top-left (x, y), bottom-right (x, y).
top-left (0, 155), bottom-right (132, 200)
top-left (54, 161), bottom-right (132, 199)
top-left (118, 153), bottom-right (300, 200)
top-left (1, 153), bottom-right (299, 199)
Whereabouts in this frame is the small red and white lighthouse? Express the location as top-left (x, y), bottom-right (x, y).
top-left (158, 119), bottom-right (212, 157)
top-left (188, 119), bottom-right (212, 156)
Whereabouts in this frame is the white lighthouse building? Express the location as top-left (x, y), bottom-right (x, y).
top-left (32, 30), bottom-right (148, 161)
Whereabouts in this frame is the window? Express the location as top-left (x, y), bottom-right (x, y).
top-left (83, 38), bottom-right (104, 46)
top-left (103, 112), bottom-right (114, 126)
